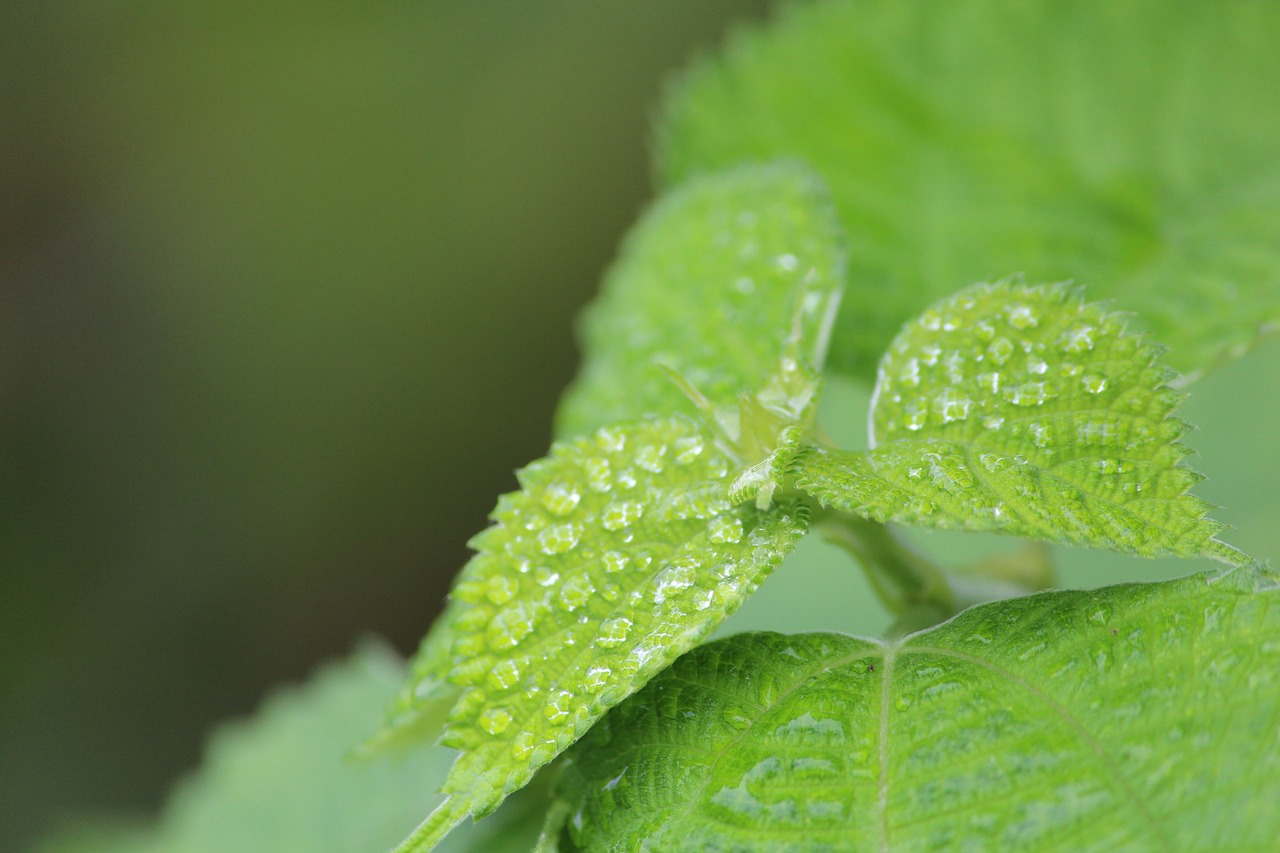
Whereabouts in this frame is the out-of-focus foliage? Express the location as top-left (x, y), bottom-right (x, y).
top-left (32, 646), bottom-right (547, 853)
top-left (661, 0), bottom-right (1280, 382)
top-left (0, 2), bottom-right (772, 848)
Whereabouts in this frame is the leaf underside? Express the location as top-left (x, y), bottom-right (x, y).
top-left (385, 416), bottom-right (808, 850)
top-left (796, 281), bottom-right (1242, 564)
top-left (555, 162), bottom-right (844, 439)
top-left (558, 566), bottom-right (1280, 852)
top-left (660, 0), bottom-right (1280, 383)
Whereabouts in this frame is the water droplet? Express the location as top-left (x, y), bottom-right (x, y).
top-left (1093, 458), bottom-right (1121, 475)
top-left (558, 575), bottom-right (595, 611)
top-left (987, 337), bottom-right (1014, 365)
top-left (486, 658), bottom-right (522, 692)
top-left (1004, 381), bottom-right (1055, 406)
top-left (903, 402), bottom-right (928, 431)
top-left (487, 603), bottom-right (537, 650)
top-left (598, 616), bottom-right (633, 648)
top-left (977, 371), bottom-right (1000, 393)
top-left (540, 482), bottom-right (581, 516)
top-left (1029, 421), bottom-right (1053, 448)
top-left (583, 457), bottom-right (612, 493)
top-left (735, 276), bottom-right (755, 294)
top-left (584, 664), bottom-right (611, 691)
top-left (512, 730), bottom-right (537, 761)
top-left (1059, 323), bottom-right (1096, 354)
top-left (485, 575), bottom-right (520, 606)
top-left (1060, 361), bottom-right (1082, 378)
top-left (534, 566), bottom-right (560, 587)
top-left (724, 711), bottom-right (753, 731)
top-left (1006, 303), bottom-right (1038, 329)
top-left (615, 468), bottom-right (638, 490)
top-left (602, 550), bottom-right (629, 573)
top-left (1027, 356), bottom-right (1048, 375)
top-left (653, 561), bottom-right (696, 603)
top-left (477, 707), bottom-right (512, 735)
top-left (983, 415), bottom-right (1005, 430)
top-left (635, 444), bottom-right (667, 474)
top-left (692, 588), bottom-right (718, 611)
top-left (602, 500), bottom-right (645, 531)
top-left (708, 514), bottom-right (744, 544)
top-left (545, 690), bottom-right (573, 724)
top-left (594, 426), bottom-right (626, 454)
top-left (907, 466), bottom-right (923, 480)
top-left (920, 309), bottom-right (943, 331)
top-left (898, 357), bottom-right (921, 388)
top-left (920, 344), bottom-right (942, 366)
top-left (776, 253), bottom-right (799, 271)
top-left (932, 388), bottom-right (972, 423)
top-left (974, 320), bottom-right (996, 341)
top-left (673, 435), bottom-right (704, 465)
top-left (1081, 374), bottom-right (1109, 394)
top-left (538, 522), bottom-right (583, 555)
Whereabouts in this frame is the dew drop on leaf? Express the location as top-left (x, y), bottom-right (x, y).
top-left (1081, 373), bottom-right (1109, 394)
top-left (538, 522), bottom-right (583, 555)
top-left (597, 616), bottom-right (633, 648)
top-left (707, 514), bottom-right (744, 544)
top-left (477, 707), bottom-right (513, 736)
top-left (486, 659), bottom-right (522, 692)
top-left (557, 574), bottom-right (596, 612)
top-left (540, 482), bottom-right (582, 516)
top-left (602, 500), bottom-right (645, 531)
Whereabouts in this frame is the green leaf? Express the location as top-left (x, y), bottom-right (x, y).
top-left (795, 281), bottom-right (1243, 564)
top-left (557, 565), bottom-right (1280, 851)
top-left (387, 416), bottom-right (809, 851)
top-left (33, 644), bottom-right (544, 853)
top-left (659, 0), bottom-right (1280, 383)
top-left (555, 162), bottom-right (845, 438)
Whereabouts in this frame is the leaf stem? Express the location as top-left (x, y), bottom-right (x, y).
top-left (815, 511), bottom-right (954, 628)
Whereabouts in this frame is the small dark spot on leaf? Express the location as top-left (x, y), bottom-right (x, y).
top-left (867, 663), bottom-right (875, 672)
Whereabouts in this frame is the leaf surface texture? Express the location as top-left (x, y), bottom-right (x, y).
top-left (559, 567), bottom-right (1280, 851)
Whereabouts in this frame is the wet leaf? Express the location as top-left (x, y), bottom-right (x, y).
top-left (555, 163), bottom-right (844, 438)
top-left (796, 281), bottom-right (1244, 564)
top-left (558, 565), bottom-right (1280, 851)
top-left (385, 416), bottom-right (809, 851)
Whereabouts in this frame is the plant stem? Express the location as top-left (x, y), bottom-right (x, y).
top-left (815, 511), bottom-right (954, 622)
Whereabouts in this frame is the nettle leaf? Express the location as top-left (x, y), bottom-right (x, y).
top-left (659, 0), bottom-right (1280, 382)
top-left (557, 566), bottom-right (1280, 851)
top-left (795, 281), bottom-right (1244, 564)
top-left (390, 416), bottom-right (809, 851)
top-left (33, 645), bottom-right (544, 853)
top-left (555, 162), bottom-right (844, 438)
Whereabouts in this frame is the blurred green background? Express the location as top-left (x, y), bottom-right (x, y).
top-left (4, 3), bottom-right (1279, 851)
top-left (0, 3), bottom-right (776, 848)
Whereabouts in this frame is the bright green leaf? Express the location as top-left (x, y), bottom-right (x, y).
top-left (388, 416), bottom-right (809, 851)
top-left (33, 644), bottom-right (545, 853)
top-left (555, 163), bottom-right (845, 438)
top-left (795, 281), bottom-right (1244, 564)
top-left (659, 0), bottom-right (1280, 382)
top-left (557, 565), bottom-right (1280, 851)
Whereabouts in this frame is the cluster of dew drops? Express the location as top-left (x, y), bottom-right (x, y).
top-left (876, 290), bottom-right (1113, 443)
top-left (446, 418), bottom-right (796, 763)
